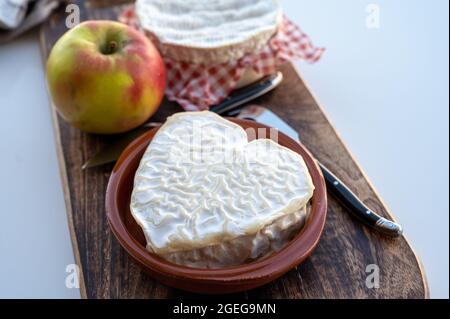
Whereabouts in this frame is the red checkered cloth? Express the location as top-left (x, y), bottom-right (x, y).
top-left (119, 6), bottom-right (324, 111)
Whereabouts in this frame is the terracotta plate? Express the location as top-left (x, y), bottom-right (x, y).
top-left (106, 118), bottom-right (327, 294)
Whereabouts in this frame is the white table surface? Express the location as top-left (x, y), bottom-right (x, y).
top-left (0, 0), bottom-right (448, 298)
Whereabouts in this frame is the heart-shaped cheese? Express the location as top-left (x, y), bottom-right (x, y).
top-left (130, 111), bottom-right (314, 257)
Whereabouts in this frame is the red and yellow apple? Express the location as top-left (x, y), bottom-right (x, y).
top-left (46, 20), bottom-right (166, 134)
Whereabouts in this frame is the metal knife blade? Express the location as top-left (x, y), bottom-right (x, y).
top-left (236, 104), bottom-right (299, 141)
top-left (236, 105), bottom-right (403, 237)
top-left (81, 122), bottom-right (159, 170)
top-left (82, 72), bottom-right (283, 169)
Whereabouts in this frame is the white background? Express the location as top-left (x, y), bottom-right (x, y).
top-left (0, 0), bottom-right (448, 298)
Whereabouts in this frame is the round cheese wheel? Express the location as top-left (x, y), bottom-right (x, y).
top-left (136, 0), bottom-right (282, 64)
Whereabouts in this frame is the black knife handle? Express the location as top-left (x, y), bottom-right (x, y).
top-left (319, 162), bottom-right (403, 237)
top-left (210, 72), bottom-right (283, 115)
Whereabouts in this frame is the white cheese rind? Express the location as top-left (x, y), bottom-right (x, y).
top-left (163, 205), bottom-right (310, 269)
top-left (130, 111), bottom-right (314, 257)
top-left (136, 0), bottom-right (282, 64)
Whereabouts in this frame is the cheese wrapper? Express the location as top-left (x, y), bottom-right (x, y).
top-left (119, 6), bottom-right (324, 110)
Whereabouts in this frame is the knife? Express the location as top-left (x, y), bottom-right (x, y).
top-left (81, 122), bottom-right (160, 170)
top-left (236, 105), bottom-right (403, 237)
top-left (82, 72), bottom-right (283, 169)
top-left (210, 72), bottom-right (283, 114)
top-left (82, 75), bottom-right (402, 238)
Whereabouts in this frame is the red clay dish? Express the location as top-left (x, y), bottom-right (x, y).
top-left (105, 118), bottom-right (327, 294)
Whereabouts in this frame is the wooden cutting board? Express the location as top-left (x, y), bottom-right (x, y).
top-left (39, 0), bottom-right (428, 299)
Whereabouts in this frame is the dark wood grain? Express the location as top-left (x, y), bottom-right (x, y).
top-left (39, 0), bottom-right (428, 299)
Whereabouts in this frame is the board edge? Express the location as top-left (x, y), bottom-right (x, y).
top-left (38, 25), bottom-right (88, 300)
top-left (291, 63), bottom-right (430, 299)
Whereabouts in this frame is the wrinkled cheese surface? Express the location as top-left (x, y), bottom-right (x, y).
top-left (130, 111), bottom-right (314, 261)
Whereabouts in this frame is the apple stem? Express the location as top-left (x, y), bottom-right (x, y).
top-left (108, 41), bottom-right (118, 54)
